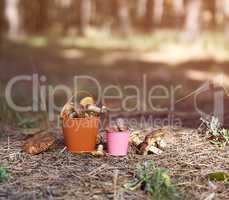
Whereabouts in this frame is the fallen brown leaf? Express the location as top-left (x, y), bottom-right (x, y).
top-left (23, 131), bottom-right (55, 155)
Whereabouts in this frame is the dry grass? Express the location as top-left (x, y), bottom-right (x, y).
top-left (0, 124), bottom-right (228, 200)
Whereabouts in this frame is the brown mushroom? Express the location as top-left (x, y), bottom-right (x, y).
top-left (80, 97), bottom-right (94, 107)
top-left (156, 139), bottom-right (167, 149)
top-left (116, 118), bottom-right (128, 131)
top-left (92, 144), bottom-right (105, 156)
top-left (86, 104), bottom-right (101, 113)
top-left (144, 129), bottom-right (165, 143)
top-left (129, 130), bottom-right (142, 146)
top-left (139, 129), bottom-right (166, 155)
top-left (148, 145), bottom-right (163, 155)
top-left (105, 125), bottom-right (119, 133)
top-left (60, 102), bottom-right (75, 118)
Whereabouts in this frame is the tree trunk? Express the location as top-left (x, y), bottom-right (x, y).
top-left (215, 0), bottom-right (223, 26)
top-left (172, 0), bottom-right (184, 27)
top-left (0, 1), bottom-right (5, 34)
top-left (223, 0), bottom-right (229, 36)
top-left (79, 0), bottom-right (92, 36)
top-left (145, 0), bottom-right (154, 31)
top-left (172, 0), bottom-right (184, 17)
top-left (116, 0), bottom-right (131, 35)
top-left (136, 0), bottom-right (147, 19)
top-left (4, 0), bottom-right (21, 39)
top-left (184, 0), bottom-right (202, 41)
top-left (153, 0), bottom-right (164, 24)
top-left (37, 0), bottom-right (49, 32)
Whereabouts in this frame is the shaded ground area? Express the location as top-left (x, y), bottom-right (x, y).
top-left (1, 36), bottom-right (229, 128)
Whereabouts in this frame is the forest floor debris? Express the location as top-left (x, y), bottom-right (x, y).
top-left (0, 125), bottom-right (229, 199)
top-left (199, 116), bottom-right (229, 147)
top-left (23, 130), bottom-right (55, 155)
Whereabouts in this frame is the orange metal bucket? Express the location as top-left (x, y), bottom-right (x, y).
top-left (62, 117), bottom-right (99, 153)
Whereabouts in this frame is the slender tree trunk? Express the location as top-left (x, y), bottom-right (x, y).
top-left (0, 1), bottom-right (5, 34)
top-left (184, 0), bottom-right (202, 41)
top-left (215, 0), bottom-right (223, 26)
top-left (137, 0), bottom-right (147, 19)
top-left (172, 0), bottom-right (184, 27)
top-left (145, 0), bottom-right (154, 31)
top-left (4, 0), bottom-right (21, 39)
top-left (116, 0), bottom-right (131, 35)
top-left (153, 0), bottom-right (164, 24)
top-left (222, 0), bottom-right (229, 36)
top-left (37, 0), bottom-right (49, 32)
top-left (79, 0), bottom-right (92, 36)
top-left (172, 0), bottom-right (184, 17)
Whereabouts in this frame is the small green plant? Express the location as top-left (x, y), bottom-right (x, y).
top-left (208, 171), bottom-right (229, 182)
top-left (36, 191), bottom-right (44, 199)
top-left (200, 116), bottom-right (229, 147)
top-left (0, 166), bottom-right (9, 183)
top-left (16, 113), bottom-right (37, 129)
top-left (124, 161), bottom-right (183, 200)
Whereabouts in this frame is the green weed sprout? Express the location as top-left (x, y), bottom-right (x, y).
top-left (0, 166), bottom-right (9, 183)
top-left (124, 161), bottom-right (183, 200)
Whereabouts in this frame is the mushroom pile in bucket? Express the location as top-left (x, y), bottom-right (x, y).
top-left (60, 97), bottom-right (107, 119)
top-left (105, 118), bottom-right (130, 133)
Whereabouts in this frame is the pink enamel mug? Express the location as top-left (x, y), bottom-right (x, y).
top-left (107, 131), bottom-right (129, 156)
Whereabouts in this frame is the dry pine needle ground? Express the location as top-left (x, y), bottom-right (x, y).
top-left (0, 126), bottom-right (228, 200)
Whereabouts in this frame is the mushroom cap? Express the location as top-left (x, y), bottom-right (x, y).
top-left (87, 104), bottom-right (101, 113)
top-left (60, 102), bottom-right (75, 118)
top-left (156, 139), bottom-right (167, 149)
top-left (92, 144), bottom-right (105, 156)
top-left (129, 133), bottom-right (142, 145)
top-left (144, 129), bottom-right (165, 144)
top-left (80, 97), bottom-right (94, 107)
top-left (116, 118), bottom-right (128, 131)
top-left (105, 125), bottom-right (119, 133)
top-left (130, 130), bottom-right (141, 136)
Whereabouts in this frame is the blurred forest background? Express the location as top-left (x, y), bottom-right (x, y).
top-left (2, 2), bottom-right (229, 200)
top-left (1, 0), bottom-right (229, 125)
top-left (1, 0), bottom-right (229, 39)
